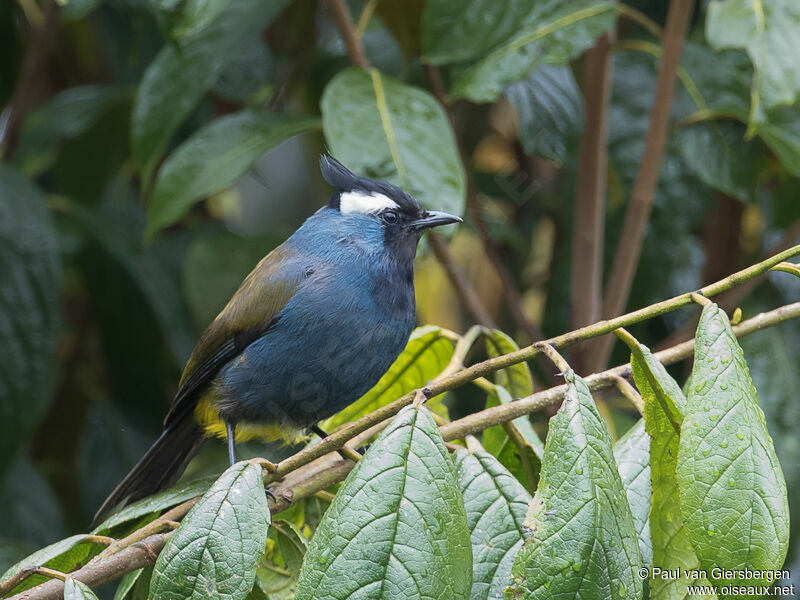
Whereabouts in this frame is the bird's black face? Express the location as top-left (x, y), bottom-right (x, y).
top-left (320, 156), bottom-right (461, 253)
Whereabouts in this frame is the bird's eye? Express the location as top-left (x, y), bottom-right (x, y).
top-left (381, 209), bottom-right (399, 225)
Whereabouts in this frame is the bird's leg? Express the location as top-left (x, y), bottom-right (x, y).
top-left (310, 424), bottom-right (366, 459)
top-left (225, 420), bottom-right (237, 466)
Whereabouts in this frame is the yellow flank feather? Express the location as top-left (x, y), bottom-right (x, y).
top-left (194, 394), bottom-right (311, 445)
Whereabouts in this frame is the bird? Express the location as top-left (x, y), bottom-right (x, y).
top-left (93, 155), bottom-right (462, 524)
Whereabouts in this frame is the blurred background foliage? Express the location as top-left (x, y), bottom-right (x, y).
top-left (1, 0), bottom-right (800, 593)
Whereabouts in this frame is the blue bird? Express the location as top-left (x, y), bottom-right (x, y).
top-left (94, 156), bottom-right (461, 523)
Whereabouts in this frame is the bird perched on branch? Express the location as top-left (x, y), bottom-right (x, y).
top-left (94, 155), bottom-right (461, 524)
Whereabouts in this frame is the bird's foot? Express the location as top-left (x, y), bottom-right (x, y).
top-left (265, 487), bottom-right (277, 502)
top-left (250, 457), bottom-right (278, 473)
top-left (337, 445), bottom-right (363, 462)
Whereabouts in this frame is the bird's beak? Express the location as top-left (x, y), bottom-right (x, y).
top-left (410, 210), bottom-right (463, 231)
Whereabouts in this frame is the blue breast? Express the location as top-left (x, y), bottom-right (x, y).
top-left (212, 209), bottom-right (416, 427)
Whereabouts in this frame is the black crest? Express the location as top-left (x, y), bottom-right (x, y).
top-left (320, 155), bottom-right (420, 213)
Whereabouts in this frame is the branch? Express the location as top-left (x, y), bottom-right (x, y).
top-left (592, 0), bottom-right (696, 369)
top-left (326, 0), bottom-right (368, 67)
top-left (439, 300), bottom-right (800, 441)
top-left (570, 31), bottom-right (615, 372)
top-left (1, 0), bottom-right (58, 160)
top-left (11, 298), bottom-right (800, 600)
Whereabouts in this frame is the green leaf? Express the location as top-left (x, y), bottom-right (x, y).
top-left (631, 346), bottom-right (712, 598)
top-left (150, 462), bottom-right (270, 600)
top-left (750, 104), bottom-right (800, 176)
top-left (113, 569), bottom-right (144, 600)
top-left (454, 448), bottom-right (531, 600)
top-left (320, 326), bottom-right (454, 431)
top-left (451, 0), bottom-right (617, 102)
top-left (63, 198), bottom-right (196, 362)
top-left (321, 68), bottom-right (466, 218)
top-left (296, 405), bottom-right (472, 600)
top-left (482, 386), bottom-right (542, 493)
top-left (677, 303), bottom-right (790, 591)
top-left (64, 578), bottom-right (100, 600)
top-left (182, 232), bottom-right (282, 328)
top-left (613, 419), bottom-right (652, 568)
top-left (92, 476), bottom-right (215, 535)
top-left (148, 111), bottom-right (319, 235)
top-left (131, 0), bottom-right (289, 177)
top-left (0, 536), bottom-right (104, 596)
top-left (506, 371), bottom-right (642, 600)
top-left (676, 120), bottom-right (763, 203)
top-left (506, 64), bottom-right (584, 163)
top-left (14, 85), bottom-right (132, 176)
top-left (60, 0), bottom-right (104, 22)
top-left (172, 0), bottom-right (232, 38)
top-left (706, 0), bottom-right (800, 124)
top-left (421, 0), bottom-right (536, 64)
top-left (271, 520), bottom-right (307, 575)
top-left (484, 329), bottom-right (533, 398)
top-left (0, 166), bottom-right (61, 479)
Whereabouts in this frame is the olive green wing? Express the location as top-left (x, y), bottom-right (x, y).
top-left (164, 245), bottom-right (302, 429)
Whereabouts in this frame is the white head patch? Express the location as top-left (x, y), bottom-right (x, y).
top-left (339, 191), bottom-right (399, 215)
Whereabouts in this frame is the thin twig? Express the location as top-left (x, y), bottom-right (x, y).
top-left (571, 31), bottom-right (615, 372)
top-left (1, 0), bottom-right (58, 160)
top-left (592, 0), bottom-right (696, 370)
top-left (611, 375), bottom-right (644, 415)
top-left (439, 301), bottom-right (800, 441)
top-left (326, 0), bottom-right (369, 67)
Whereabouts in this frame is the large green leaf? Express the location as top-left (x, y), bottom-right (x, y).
top-left (421, 0), bottom-right (536, 65)
top-left (676, 120), bottom-right (763, 203)
top-left (484, 329), bottom-right (533, 399)
top-left (64, 198), bottom-right (196, 362)
top-left (506, 64), bottom-right (584, 163)
top-left (171, 0), bottom-right (233, 38)
top-left (64, 578), bottom-right (100, 600)
top-left (0, 166), bottom-right (60, 479)
top-left (506, 371), bottom-right (642, 600)
top-left (148, 111), bottom-right (319, 235)
top-left (320, 326), bottom-right (454, 431)
top-left (113, 569), bottom-right (144, 600)
top-left (14, 85), bottom-right (132, 176)
top-left (631, 345), bottom-right (713, 599)
top-left (131, 0), bottom-right (289, 177)
top-left (706, 0), bottom-right (800, 124)
top-left (321, 68), bottom-right (465, 218)
top-left (92, 476), bottom-right (216, 535)
top-left (0, 536), bottom-right (105, 596)
top-left (150, 462), bottom-right (270, 600)
top-left (296, 405), bottom-right (472, 600)
top-left (677, 303), bottom-right (789, 592)
top-left (451, 0), bottom-right (617, 102)
top-left (613, 419), bottom-right (652, 569)
top-left (482, 386), bottom-right (542, 493)
top-left (455, 448), bottom-right (531, 600)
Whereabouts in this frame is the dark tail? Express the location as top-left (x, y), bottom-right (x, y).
top-left (92, 415), bottom-right (205, 528)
